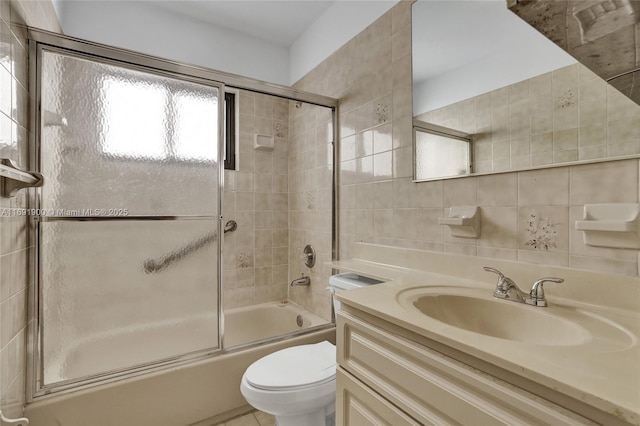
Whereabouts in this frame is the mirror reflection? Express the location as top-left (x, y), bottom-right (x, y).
top-left (414, 121), bottom-right (470, 180)
top-left (412, 0), bottom-right (640, 181)
top-left (508, 0), bottom-right (640, 106)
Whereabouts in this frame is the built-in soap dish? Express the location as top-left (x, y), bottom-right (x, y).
top-left (575, 203), bottom-right (640, 249)
top-left (254, 134), bottom-right (274, 150)
top-left (438, 206), bottom-right (480, 238)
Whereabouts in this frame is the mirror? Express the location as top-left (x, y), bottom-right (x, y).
top-left (412, 0), bottom-right (640, 181)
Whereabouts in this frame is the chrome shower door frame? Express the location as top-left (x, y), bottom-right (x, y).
top-left (27, 30), bottom-right (226, 398)
top-left (26, 28), bottom-right (340, 402)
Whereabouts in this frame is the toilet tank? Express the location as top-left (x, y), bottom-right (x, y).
top-left (328, 273), bottom-right (384, 312)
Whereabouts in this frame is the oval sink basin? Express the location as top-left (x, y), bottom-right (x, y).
top-left (412, 293), bottom-right (588, 346)
top-left (397, 286), bottom-right (635, 349)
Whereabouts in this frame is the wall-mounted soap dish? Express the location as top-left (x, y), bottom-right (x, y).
top-left (575, 203), bottom-right (640, 249)
top-left (254, 134), bottom-right (274, 150)
top-left (439, 206), bottom-right (480, 238)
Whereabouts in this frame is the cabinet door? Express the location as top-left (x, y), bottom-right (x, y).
top-left (337, 367), bottom-right (422, 426)
top-left (337, 310), bottom-right (596, 426)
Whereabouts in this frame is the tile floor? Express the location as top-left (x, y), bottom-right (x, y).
top-left (213, 410), bottom-right (275, 426)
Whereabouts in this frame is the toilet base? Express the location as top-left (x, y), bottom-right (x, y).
top-left (274, 404), bottom-right (335, 426)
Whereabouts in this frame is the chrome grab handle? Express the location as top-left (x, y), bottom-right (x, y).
top-left (143, 220), bottom-right (238, 273)
top-left (0, 158), bottom-right (43, 198)
top-left (526, 277), bottom-right (564, 307)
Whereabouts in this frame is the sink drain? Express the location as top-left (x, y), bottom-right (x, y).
top-left (296, 314), bottom-right (304, 327)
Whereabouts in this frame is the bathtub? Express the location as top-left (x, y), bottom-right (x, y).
top-left (224, 301), bottom-right (327, 347)
top-left (25, 301), bottom-right (334, 426)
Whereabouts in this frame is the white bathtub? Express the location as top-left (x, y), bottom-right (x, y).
top-left (45, 301), bottom-right (327, 384)
top-left (26, 301), bottom-right (334, 426)
top-left (225, 301), bottom-right (327, 347)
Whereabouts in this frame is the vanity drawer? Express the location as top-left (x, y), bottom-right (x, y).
top-left (337, 310), bottom-right (595, 426)
top-left (337, 367), bottom-right (422, 426)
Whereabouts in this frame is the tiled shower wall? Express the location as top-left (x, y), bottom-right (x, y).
top-left (222, 90), bottom-right (291, 308)
top-left (292, 0), bottom-right (640, 322)
top-left (288, 102), bottom-right (334, 320)
top-left (416, 62), bottom-right (640, 174)
top-left (0, 0), bottom-right (60, 418)
top-left (222, 91), bottom-right (335, 320)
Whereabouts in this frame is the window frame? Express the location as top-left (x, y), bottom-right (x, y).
top-left (224, 90), bottom-right (239, 170)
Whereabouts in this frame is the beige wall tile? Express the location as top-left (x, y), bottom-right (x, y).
top-left (570, 159), bottom-right (639, 205)
top-left (607, 85), bottom-right (640, 121)
top-left (478, 207), bottom-right (518, 249)
top-left (477, 246), bottom-right (518, 262)
top-left (517, 250), bottom-right (569, 267)
top-left (578, 77), bottom-right (607, 126)
top-left (444, 242), bottom-right (477, 256)
top-left (415, 208), bottom-right (444, 242)
top-left (518, 167), bottom-right (569, 206)
top-left (443, 177), bottom-right (477, 206)
top-left (477, 173), bottom-right (517, 207)
top-left (569, 255), bottom-right (639, 276)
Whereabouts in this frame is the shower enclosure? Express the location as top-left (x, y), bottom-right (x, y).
top-left (27, 29), bottom-right (337, 400)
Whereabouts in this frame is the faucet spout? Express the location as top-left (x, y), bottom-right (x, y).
top-left (484, 267), bottom-right (564, 307)
top-left (290, 274), bottom-right (311, 287)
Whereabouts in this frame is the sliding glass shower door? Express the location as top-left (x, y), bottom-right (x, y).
top-left (34, 43), bottom-right (223, 390)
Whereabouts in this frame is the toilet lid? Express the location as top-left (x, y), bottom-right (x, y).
top-left (245, 341), bottom-right (336, 390)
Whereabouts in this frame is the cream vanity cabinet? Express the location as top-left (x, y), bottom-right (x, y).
top-left (335, 307), bottom-right (602, 426)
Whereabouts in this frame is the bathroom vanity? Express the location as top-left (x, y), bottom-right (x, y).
top-left (331, 243), bottom-right (640, 426)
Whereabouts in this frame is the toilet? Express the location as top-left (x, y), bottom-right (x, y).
top-left (240, 273), bottom-right (384, 426)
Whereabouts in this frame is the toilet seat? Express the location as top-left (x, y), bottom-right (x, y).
top-left (244, 341), bottom-right (336, 391)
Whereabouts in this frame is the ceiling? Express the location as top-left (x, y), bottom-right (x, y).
top-left (151, 0), bottom-right (335, 47)
top-left (151, 0), bottom-right (554, 83)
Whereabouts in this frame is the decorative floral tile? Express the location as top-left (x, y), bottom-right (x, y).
top-left (555, 89), bottom-right (575, 109)
top-left (274, 121), bottom-right (288, 138)
top-left (376, 102), bottom-right (389, 124)
top-left (524, 209), bottom-right (558, 251)
top-left (237, 250), bottom-right (253, 268)
top-left (306, 192), bottom-right (315, 210)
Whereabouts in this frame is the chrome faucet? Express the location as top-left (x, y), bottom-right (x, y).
top-left (290, 273), bottom-right (311, 287)
top-left (528, 276), bottom-right (565, 307)
top-left (483, 267), bottom-right (563, 307)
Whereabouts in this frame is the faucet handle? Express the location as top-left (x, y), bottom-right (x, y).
top-left (484, 266), bottom-right (517, 297)
top-left (483, 266), bottom-right (505, 278)
top-left (527, 277), bottom-right (564, 307)
top-left (483, 266), bottom-right (513, 286)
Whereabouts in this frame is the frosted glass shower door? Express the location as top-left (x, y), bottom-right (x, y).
top-left (36, 47), bottom-right (222, 387)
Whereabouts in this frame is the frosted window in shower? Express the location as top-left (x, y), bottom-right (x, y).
top-left (174, 92), bottom-right (218, 161)
top-left (101, 79), bottom-right (217, 162)
top-left (40, 50), bottom-right (219, 216)
top-left (102, 79), bottom-right (167, 159)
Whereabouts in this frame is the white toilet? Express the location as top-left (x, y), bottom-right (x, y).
top-left (240, 340), bottom-right (336, 426)
top-left (240, 273), bottom-right (383, 426)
